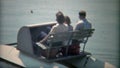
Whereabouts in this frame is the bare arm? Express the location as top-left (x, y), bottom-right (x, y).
top-left (40, 26), bottom-right (55, 43)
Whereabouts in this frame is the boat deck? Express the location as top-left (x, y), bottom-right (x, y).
top-left (0, 45), bottom-right (116, 68)
top-left (0, 45), bottom-right (66, 68)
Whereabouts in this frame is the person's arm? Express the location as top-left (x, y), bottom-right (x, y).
top-left (40, 26), bottom-right (55, 43)
top-left (40, 34), bottom-right (49, 43)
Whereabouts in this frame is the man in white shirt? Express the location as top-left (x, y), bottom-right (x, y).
top-left (75, 10), bottom-right (92, 30)
top-left (39, 11), bottom-right (69, 58)
top-left (40, 11), bottom-right (68, 44)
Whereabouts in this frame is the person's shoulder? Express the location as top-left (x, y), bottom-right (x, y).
top-left (76, 20), bottom-right (83, 25)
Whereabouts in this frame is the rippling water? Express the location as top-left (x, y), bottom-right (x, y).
top-left (0, 0), bottom-right (119, 67)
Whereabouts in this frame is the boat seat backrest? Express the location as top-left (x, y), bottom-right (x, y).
top-left (17, 23), bottom-right (56, 55)
top-left (72, 29), bottom-right (95, 42)
top-left (47, 29), bottom-right (95, 49)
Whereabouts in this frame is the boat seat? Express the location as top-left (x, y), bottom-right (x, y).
top-left (45, 31), bottom-right (73, 58)
top-left (47, 32), bottom-right (73, 47)
top-left (72, 29), bottom-right (95, 52)
top-left (17, 22), bottom-right (56, 56)
top-left (40, 29), bottom-right (95, 59)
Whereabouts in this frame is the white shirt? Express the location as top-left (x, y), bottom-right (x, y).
top-left (47, 23), bottom-right (69, 45)
top-left (40, 23), bottom-right (68, 44)
top-left (49, 23), bottom-right (68, 34)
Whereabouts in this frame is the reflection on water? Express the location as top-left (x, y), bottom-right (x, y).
top-left (0, 0), bottom-right (119, 67)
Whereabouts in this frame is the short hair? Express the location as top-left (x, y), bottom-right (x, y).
top-left (56, 11), bottom-right (65, 24)
top-left (79, 10), bottom-right (86, 17)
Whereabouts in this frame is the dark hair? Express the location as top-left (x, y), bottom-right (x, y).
top-left (79, 10), bottom-right (86, 17)
top-left (64, 16), bottom-right (71, 25)
top-left (56, 11), bottom-right (65, 24)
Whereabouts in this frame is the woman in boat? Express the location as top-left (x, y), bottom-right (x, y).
top-left (64, 16), bottom-right (73, 31)
top-left (39, 11), bottom-right (68, 58)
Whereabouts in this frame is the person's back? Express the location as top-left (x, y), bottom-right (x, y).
top-left (48, 11), bottom-right (68, 34)
top-left (75, 19), bottom-right (91, 30)
top-left (75, 10), bottom-right (92, 30)
top-left (50, 23), bottom-right (68, 33)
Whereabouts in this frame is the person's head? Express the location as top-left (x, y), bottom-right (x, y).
top-left (79, 10), bottom-right (86, 19)
top-left (64, 16), bottom-right (71, 25)
top-left (56, 11), bottom-right (65, 24)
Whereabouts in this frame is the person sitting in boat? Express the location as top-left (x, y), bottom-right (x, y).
top-left (39, 11), bottom-right (68, 58)
top-left (40, 11), bottom-right (68, 44)
top-left (61, 16), bottom-right (73, 55)
top-left (70, 10), bottom-right (92, 54)
top-left (64, 16), bottom-right (73, 31)
top-left (75, 10), bottom-right (92, 30)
